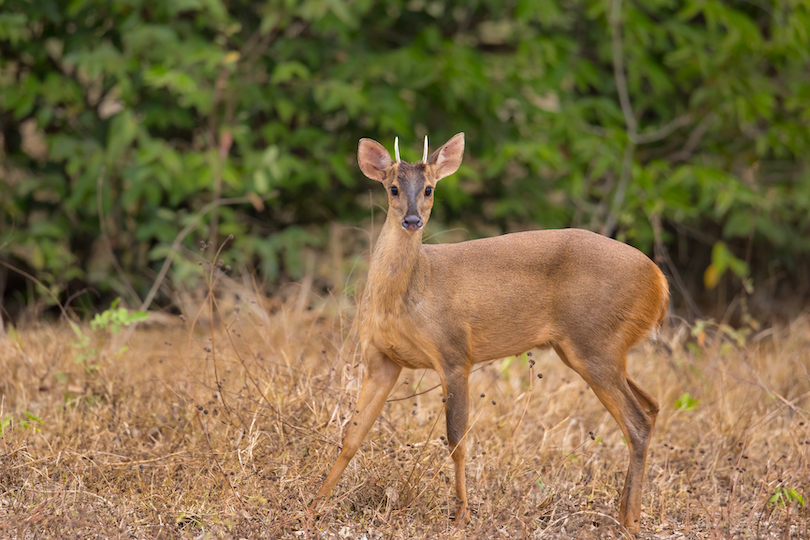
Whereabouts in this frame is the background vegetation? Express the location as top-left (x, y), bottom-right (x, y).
top-left (2, 0), bottom-right (810, 323)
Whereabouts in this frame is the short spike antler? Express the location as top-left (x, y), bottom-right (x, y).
top-left (422, 135), bottom-right (429, 162)
top-left (394, 137), bottom-right (401, 163)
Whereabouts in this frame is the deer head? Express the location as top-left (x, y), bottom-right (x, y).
top-left (357, 133), bottom-right (465, 232)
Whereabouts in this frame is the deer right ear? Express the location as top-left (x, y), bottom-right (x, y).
top-left (358, 138), bottom-right (394, 182)
top-left (427, 132), bottom-right (464, 181)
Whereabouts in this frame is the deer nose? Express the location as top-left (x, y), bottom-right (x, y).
top-left (401, 215), bottom-right (423, 231)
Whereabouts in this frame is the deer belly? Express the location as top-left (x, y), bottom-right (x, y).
top-left (469, 318), bottom-right (554, 363)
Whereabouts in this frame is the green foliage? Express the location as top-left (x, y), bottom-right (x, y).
top-left (674, 392), bottom-right (699, 411)
top-left (769, 487), bottom-right (805, 507)
top-left (70, 321), bottom-right (101, 374)
top-left (536, 479), bottom-right (545, 490)
top-left (691, 317), bottom-right (752, 349)
top-left (704, 241), bottom-right (752, 293)
top-left (71, 298), bottom-right (146, 373)
top-left (0, 411), bottom-right (44, 436)
top-left (2, 0), bottom-right (810, 312)
top-left (90, 298), bottom-right (148, 333)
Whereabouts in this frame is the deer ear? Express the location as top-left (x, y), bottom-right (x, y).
top-left (358, 138), bottom-right (394, 182)
top-left (427, 132), bottom-right (464, 181)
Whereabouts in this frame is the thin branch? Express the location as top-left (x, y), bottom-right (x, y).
top-left (610, 0), bottom-right (636, 140)
top-left (117, 196), bottom-right (253, 346)
top-left (0, 259), bottom-right (70, 322)
top-left (635, 113), bottom-right (694, 144)
top-left (139, 196), bottom-right (252, 313)
top-left (602, 0), bottom-right (693, 237)
top-left (603, 0), bottom-right (635, 238)
top-left (669, 113), bottom-right (715, 162)
top-left (586, 114), bottom-right (693, 144)
top-left (602, 140), bottom-right (635, 238)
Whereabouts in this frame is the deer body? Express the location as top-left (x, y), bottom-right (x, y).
top-left (313, 134), bottom-right (668, 535)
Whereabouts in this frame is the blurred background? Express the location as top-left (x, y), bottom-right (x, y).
top-left (1, 0), bottom-right (809, 326)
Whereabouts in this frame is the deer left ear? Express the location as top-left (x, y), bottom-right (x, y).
top-left (358, 138), bottom-right (394, 182)
top-left (427, 132), bottom-right (464, 181)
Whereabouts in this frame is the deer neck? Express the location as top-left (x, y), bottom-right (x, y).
top-left (367, 216), bottom-right (426, 314)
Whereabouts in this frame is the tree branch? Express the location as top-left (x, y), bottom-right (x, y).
top-left (610, 0), bottom-right (636, 141)
top-left (602, 142), bottom-right (635, 237)
top-left (635, 114), bottom-right (694, 144)
top-left (117, 196), bottom-right (253, 346)
top-left (603, 0), bottom-right (635, 238)
top-left (603, 0), bottom-right (692, 237)
top-left (139, 196), bottom-right (253, 313)
top-left (668, 113), bottom-right (715, 162)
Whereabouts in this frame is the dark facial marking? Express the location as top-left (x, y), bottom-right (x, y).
top-left (396, 162), bottom-right (428, 231)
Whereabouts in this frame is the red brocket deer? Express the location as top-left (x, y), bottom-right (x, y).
top-left (312, 133), bottom-right (668, 534)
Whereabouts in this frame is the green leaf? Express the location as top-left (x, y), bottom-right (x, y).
top-left (107, 110), bottom-right (138, 162)
top-left (271, 62), bottom-right (310, 84)
top-left (674, 392), bottom-right (699, 411)
top-left (24, 411), bottom-right (43, 425)
top-left (0, 415), bottom-right (12, 436)
top-left (705, 241), bottom-right (748, 289)
top-left (770, 487), bottom-right (805, 506)
top-left (0, 13), bottom-right (32, 43)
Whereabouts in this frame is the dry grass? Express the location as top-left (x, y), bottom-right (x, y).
top-left (1, 279), bottom-right (809, 539)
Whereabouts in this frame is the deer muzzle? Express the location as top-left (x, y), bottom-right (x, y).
top-left (401, 215), bottom-right (423, 231)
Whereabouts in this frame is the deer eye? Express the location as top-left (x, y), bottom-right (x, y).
top-left (424, 187), bottom-right (433, 197)
top-left (390, 186), bottom-right (399, 196)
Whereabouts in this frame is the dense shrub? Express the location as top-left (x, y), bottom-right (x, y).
top-left (1, 0), bottom-right (809, 317)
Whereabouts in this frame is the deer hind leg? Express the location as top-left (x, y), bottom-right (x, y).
top-left (553, 345), bottom-right (656, 535)
top-left (441, 364), bottom-right (471, 524)
top-left (312, 352), bottom-right (402, 509)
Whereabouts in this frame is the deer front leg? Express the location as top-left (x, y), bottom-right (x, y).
top-left (312, 352), bottom-right (402, 509)
top-left (442, 364), bottom-right (471, 524)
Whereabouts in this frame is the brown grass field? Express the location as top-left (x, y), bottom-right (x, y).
top-left (1, 274), bottom-right (809, 539)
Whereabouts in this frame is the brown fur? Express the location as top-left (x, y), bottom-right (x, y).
top-left (312, 133), bottom-right (669, 535)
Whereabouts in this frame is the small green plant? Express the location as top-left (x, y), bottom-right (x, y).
top-left (691, 318), bottom-right (752, 350)
top-left (22, 411), bottom-right (43, 432)
top-left (71, 298), bottom-right (148, 374)
top-left (675, 393), bottom-right (700, 411)
top-left (70, 322), bottom-right (101, 374)
top-left (0, 411), bottom-right (44, 436)
top-left (91, 298), bottom-right (148, 333)
top-left (770, 487), bottom-right (805, 507)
